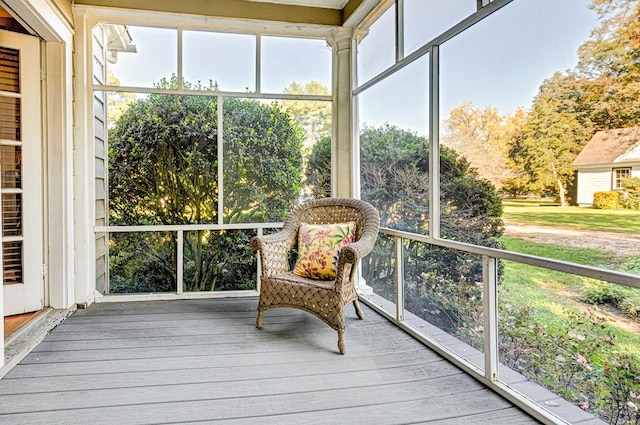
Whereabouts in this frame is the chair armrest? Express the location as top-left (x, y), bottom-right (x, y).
top-left (250, 229), bottom-right (296, 276)
top-left (338, 233), bottom-right (377, 265)
top-left (334, 233), bottom-right (378, 292)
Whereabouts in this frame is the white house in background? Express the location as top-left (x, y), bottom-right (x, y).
top-left (573, 127), bottom-right (640, 206)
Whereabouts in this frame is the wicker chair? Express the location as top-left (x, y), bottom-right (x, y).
top-left (250, 197), bottom-right (380, 354)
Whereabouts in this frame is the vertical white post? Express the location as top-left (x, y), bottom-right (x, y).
top-left (177, 28), bottom-right (183, 90)
top-left (428, 45), bottom-right (440, 239)
top-left (332, 27), bottom-right (354, 198)
top-left (395, 236), bottom-right (404, 322)
top-left (483, 254), bottom-right (499, 381)
top-left (217, 95), bottom-right (224, 225)
top-left (255, 34), bottom-right (261, 94)
top-left (396, 0), bottom-right (404, 62)
top-left (256, 227), bottom-right (263, 293)
top-left (350, 36), bottom-right (361, 200)
top-left (177, 230), bottom-right (184, 295)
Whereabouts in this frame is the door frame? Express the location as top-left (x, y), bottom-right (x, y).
top-left (1, 0), bottom-right (75, 370)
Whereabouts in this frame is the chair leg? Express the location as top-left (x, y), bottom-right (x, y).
top-left (256, 309), bottom-right (264, 329)
top-left (338, 329), bottom-right (346, 354)
top-left (353, 300), bottom-right (364, 320)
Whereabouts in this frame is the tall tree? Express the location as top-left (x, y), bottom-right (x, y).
top-left (576, 0), bottom-right (640, 127)
top-left (508, 73), bottom-right (595, 205)
top-left (578, 0), bottom-right (640, 80)
top-left (281, 80), bottom-right (334, 199)
top-left (443, 101), bottom-right (516, 188)
top-left (281, 80), bottom-right (332, 147)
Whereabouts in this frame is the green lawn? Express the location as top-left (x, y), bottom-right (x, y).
top-left (500, 237), bottom-right (640, 357)
top-left (503, 199), bottom-right (640, 234)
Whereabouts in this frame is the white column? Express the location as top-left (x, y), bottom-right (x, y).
top-left (332, 27), bottom-right (354, 199)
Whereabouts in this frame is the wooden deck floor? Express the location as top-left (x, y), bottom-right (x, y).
top-left (0, 298), bottom-right (539, 424)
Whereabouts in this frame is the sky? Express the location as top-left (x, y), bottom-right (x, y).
top-left (109, 0), bottom-right (600, 137)
top-left (357, 0), bottom-right (599, 136)
top-left (110, 29), bottom-right (332, 93)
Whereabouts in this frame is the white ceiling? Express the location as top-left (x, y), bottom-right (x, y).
top-left (247, 0), bottom-right (349, 9)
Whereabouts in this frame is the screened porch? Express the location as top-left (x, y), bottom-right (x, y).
top-left (1, 0), bottom-right (639, 424)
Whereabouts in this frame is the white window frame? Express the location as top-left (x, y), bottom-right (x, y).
top-left (612, 167), bottom-right (631, 190)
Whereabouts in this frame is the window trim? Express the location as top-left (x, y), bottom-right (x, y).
top-left (612, 167), bottom-right (631, 190)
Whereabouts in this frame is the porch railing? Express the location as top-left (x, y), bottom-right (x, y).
top-left (359, 227), bottom-right (640, 425)
top-left (94, 223), bottom-right (283, 297)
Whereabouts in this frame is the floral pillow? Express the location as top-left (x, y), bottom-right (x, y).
top-left (292, 221), bottom-right (356, 280)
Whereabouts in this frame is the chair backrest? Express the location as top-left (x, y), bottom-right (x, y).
top-left (284, 197), bottom-right (379, 242)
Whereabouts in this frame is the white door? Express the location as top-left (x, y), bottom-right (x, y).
top-left (1, 30), bottom-right (44, 316)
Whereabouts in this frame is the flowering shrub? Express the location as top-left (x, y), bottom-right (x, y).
top-left (500, 305), bottom-right (640, 424)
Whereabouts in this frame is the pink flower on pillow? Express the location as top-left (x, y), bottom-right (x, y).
top-left (301, 230), bottom-right (312, 245)
top-left (293, 221), bottom-right (357, 280)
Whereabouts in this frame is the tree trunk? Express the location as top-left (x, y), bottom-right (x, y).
top-left (557, 178), bottom-right (567, 207)
top-left (550, 162), bottom-right (568, 207)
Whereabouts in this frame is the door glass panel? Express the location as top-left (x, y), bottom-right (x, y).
top-left (1, 145), bottom-right (21, 188)
top-left (3, 240), bottom-right (22, 285)
top-left (2, 193), bottom-right (21, 236)
top-left (0, 47), bottom-right (19, 92)
top-left (0, 43), bottom-right (23, 289)
top-left (0, 97), bottom-right (20, 141)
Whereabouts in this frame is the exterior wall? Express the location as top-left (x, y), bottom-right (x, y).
top-left (92, 26), bottom-right (109, 294)
top-left (576, 167), bottom-right (611, 206)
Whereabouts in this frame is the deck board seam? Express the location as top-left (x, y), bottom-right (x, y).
top-left (0, 383), bottom-right (490, 419)
top-left (0, 362), bottom-right (461, 396)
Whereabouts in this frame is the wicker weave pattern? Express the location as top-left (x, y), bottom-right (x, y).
top-left (251, 197), bottom-right (380, 354)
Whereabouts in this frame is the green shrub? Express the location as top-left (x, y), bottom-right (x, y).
top-left (583, 280), bottom-right (640, 320)
top-left (593, 191), bottom-right (622, 209)
top-left (582, 281), bottom-right (626, 305)
top-left (620, 294), bottom-right (640, 318)
top-left (622, 177), bottom-right (640, 210)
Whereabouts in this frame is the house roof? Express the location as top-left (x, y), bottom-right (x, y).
top-left (573, 127), bottom-right (640, 167)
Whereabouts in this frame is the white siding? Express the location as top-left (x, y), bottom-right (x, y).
top-left (576, 168), bottom-right (611, 206)
top-left (93, 26), bottom-right (109, 294)
top-left (619, 144), bottom-right (640, 162)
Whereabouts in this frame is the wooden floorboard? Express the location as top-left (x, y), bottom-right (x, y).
top-left (0, 298), bottom-right (540, 425)
top-left (3, 310), bottom-right (45, 339)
